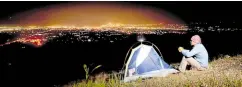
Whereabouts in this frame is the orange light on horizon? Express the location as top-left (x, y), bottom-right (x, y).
top-left (0, 2), bottom-right (185, 28)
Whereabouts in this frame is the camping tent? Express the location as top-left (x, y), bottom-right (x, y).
top-left (123, 41), bottom-right (178, 82)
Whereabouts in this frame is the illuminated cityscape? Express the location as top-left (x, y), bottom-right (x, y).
top-left (0, 22), bottom-right (241, 47)
top-left (0, 23), bottom-right (188, 31)
top-left (0, 23), bottom-right (188, 47)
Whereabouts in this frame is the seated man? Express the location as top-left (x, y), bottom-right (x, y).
top-left (178, 35), bottom-right (209, 72)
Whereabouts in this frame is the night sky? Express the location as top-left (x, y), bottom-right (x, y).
top-left (0, 1), bottom-right (242, 24)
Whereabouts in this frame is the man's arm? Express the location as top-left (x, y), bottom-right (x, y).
top-left (181, 45), bottom-right (201, 57)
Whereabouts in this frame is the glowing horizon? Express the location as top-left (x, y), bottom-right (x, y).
top-left (0, 2), bottom-right (185, 27)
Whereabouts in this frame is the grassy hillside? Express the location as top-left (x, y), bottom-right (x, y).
top-left (64, 55), bottom-right (242, 87)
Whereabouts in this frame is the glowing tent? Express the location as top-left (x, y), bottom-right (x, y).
top-left (123, 41), bottom-right (178, 82)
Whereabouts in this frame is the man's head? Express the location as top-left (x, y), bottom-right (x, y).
top-left (190, 35), bottom-right (201, 46)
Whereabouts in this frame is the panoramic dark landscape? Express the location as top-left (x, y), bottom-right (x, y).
top-left (1, 1), bottom-right (242, 87)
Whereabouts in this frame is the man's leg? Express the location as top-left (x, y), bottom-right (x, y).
top-left (186, 58), bottom-right (206, 71)
top-left (179, 56), bottom-right (188, 72)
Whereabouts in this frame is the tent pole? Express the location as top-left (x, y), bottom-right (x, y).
top-left (121, 42), bottom-right (141, 70)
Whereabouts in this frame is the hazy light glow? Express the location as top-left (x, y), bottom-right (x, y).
top-left (0, 2), bottom-right (185, 27)
top-left (137, 35), bottom-right (146, 42)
